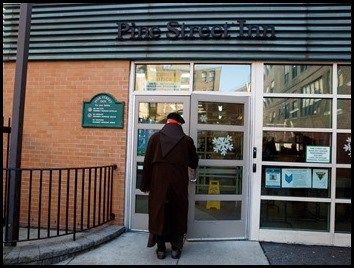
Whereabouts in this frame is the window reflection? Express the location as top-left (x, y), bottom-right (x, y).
top-left (264, 65), bottom-right (332, 94)
top-left (263, 98), bottom-right (332, 128)
top-left (262, 131), bottom-right (331, 162)
top-left (194, 64), bottom-right (251, 92)
top-left (196, 166), bottom-right (243, 195)
top-left (335, 203), bottom-right (351, 233)
top-left (197, 101), bottom-right (244, 125)
top-left (195, 201), bottom-right (241, 220)
top-left (138, 102), bottom-right (184, 124)
top-left (135, 64), bottom-right (190, 91)
top-left (135, 195), bottom-right (148, 214)
top-left (337, 65), bottom-right (351, 95)
top-left (335, 168), bottom-right (351, 199)
top-left (260, 200), bottom-right (330, 231)
top-left (337, 99), bottom-right (351, 129)
top-left (137, 129), bottom-right (158, 156)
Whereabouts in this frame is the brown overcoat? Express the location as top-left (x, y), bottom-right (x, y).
top-left (140, 123), bottom-right (199, 240)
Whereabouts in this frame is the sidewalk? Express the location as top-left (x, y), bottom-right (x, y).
top-left (3, 224), bottom-right (351, 265)
top-left (55, 231), bottom-right (269, 265)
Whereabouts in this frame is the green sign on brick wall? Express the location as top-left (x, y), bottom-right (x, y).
top-left (82, 93), bottom-right (124, 128)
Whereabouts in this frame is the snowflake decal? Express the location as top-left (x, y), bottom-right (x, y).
top-left (343, 136), bottom-right (351, 158)
top-left (200, 114), bottom-right (207, 123)
top-left (212, 135), bottom-right (234, 156)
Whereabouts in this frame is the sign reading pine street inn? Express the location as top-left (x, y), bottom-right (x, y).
top-left (116, 20), bottom-right (276, 40)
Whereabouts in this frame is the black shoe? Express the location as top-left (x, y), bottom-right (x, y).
top-left (156, 250), bottom-right (166, 259)
top-left (171, 249), bottom-right (181, 259)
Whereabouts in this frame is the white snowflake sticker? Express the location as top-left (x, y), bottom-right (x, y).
top-left (343, 136), bottom-right (351, 158)
top-left (212, 135), bottom-right (234, 156)
top-left (200, 114), bottom-right (207, 123)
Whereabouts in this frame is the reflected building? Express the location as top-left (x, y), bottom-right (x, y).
top-left (263, 65), bottom-right (333, 129)
top-left (194, 66), bottom-right (221, 91)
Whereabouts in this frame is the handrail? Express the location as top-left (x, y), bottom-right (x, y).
top-left (2, 164), bottom-right (117, 245)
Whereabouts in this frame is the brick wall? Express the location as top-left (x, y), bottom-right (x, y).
top-left (3, 60), bottom-right (130, 226)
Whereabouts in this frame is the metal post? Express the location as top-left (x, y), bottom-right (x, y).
top-left (5, 3), bottom-right (32, 246)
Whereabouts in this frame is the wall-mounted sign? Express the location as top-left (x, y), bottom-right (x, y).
top-left (117, 20), bottom-right (276, 41)
top-left (306, 146), bottom-right (331, 163)
top-left (82, 93), bottom-right (124, 128)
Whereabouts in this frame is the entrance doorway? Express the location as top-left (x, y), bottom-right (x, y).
top-left (130, 93), bottom-right (251, 240)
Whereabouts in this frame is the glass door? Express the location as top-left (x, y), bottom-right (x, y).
top-left (130, 93), bottom-right (250, 240)
top-left (187, 93), bottom-right (251, 239)
top-left (131, 95), bottom-right (190, 230)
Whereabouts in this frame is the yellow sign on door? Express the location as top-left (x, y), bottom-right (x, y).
top-left (206, 180), bottom-right (220, 210)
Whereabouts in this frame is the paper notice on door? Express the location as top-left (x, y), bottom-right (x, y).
top-left (265, 168), bottom-right (281, 188)
top-left (282, 168), bottom-right (311, 188)
top-left (312, 169), bottom-right (329, 189)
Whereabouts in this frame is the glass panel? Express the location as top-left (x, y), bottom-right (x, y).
top-left (264, 64), bottom-right (332, 94)
top-left (135, 195), bottom-right (148, 214)
top-left (137, 129), bottom-right (158, 156)
top-left (262, 131), bottom-right (331, 162)
top-left (337, 99), bottom-right (351, 129)
top-left (336, 168), bottom-right (351, 199)
top-left (196, 166), bottom-right (242, 195)
top-left (263, 98), bottom-right (332, 128)
top-left (197, 101), bottom-right (244, 125)
top-left (261, 166), bottom-right (331, 197)
top-left (135, 64), bottom-right (190, 91)
top-left (195, 201), bottom-right (241, 220)
top-left (335, 203), bottom-right (351, 233)
top-left (197, 130), bottom-right (243, 160)
top-left (193, 64), bottom-right (251, 92)
top-left (337, 133), bottom-right (351, 164)
top-left (260, 200), bottom-right (330, 231)
top-left (136, 162), bottom-right (143, 189)
top-left (337, 65), bottom-right (351, 95)
top-left (138, 102), bottom-right (184, 123)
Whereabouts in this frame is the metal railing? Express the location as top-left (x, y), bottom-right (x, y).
top-left (3, 164), bottom-right (117, 244)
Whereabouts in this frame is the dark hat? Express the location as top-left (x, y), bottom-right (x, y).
top-left (167, 112), bottom-right (185, 124)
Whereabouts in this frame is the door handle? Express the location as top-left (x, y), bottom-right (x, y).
top-left (253, 147), bottom-right (257, 158)
top-left (253, 163), bottom-right (256, 173)
top-left (188, 168), bottom-right (197, 182)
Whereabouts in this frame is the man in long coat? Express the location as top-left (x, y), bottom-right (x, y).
top-left (140, 112), bottom-right (199, 259)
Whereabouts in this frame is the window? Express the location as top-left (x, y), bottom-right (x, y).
top-left (209, 71), bottom-right (215, 81)
top-left (300, 65), bottom-right (308, 72)
top-left (284, 103), bottom-right (290, 119)
top-left (261, 63), bottom-right (350, 234)
top-left (284, 65), bottom-right (290, 84)
top-left (134, 64), bottom-right (190, 91)
top-left (264, 65), bottom-right (332, 94)
top-left (337, 65), bottom-right (351, 95)
top-left (292, 65), bottom-right (298, 78)
top-left (201, 71), bottom-right (207, 82)
top-left (270, 81), bottom-right (274, 93)
top-left (291, 100), bottom-right (298, 118)
top-left (194, 64), bottom-right (251, 92)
